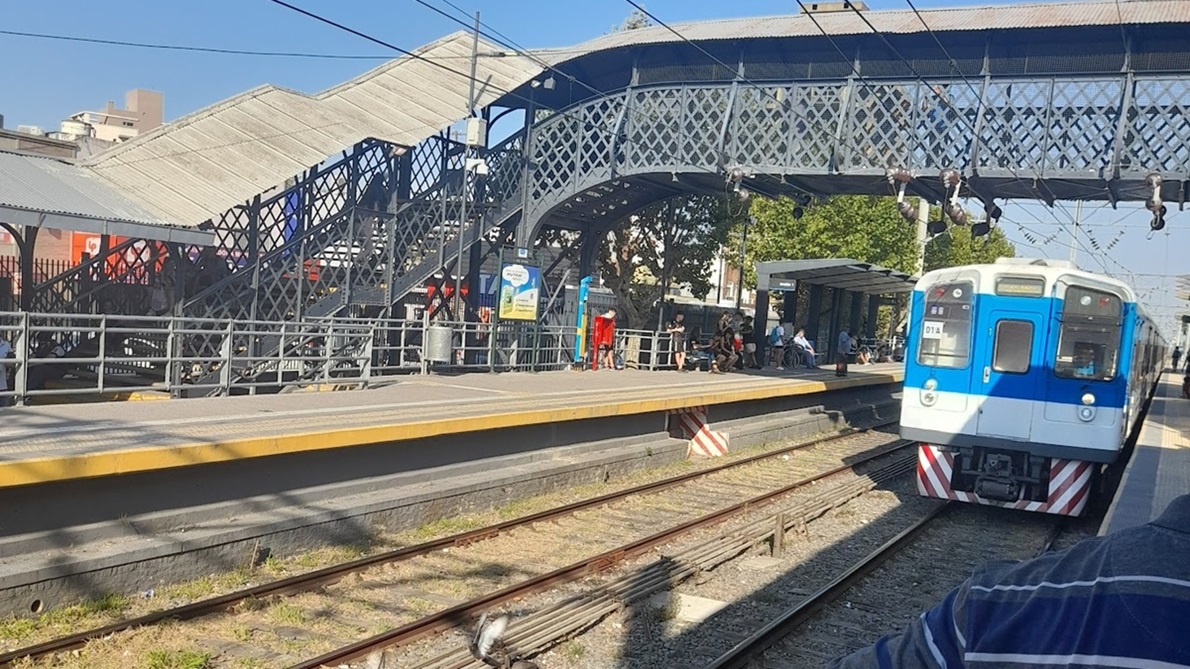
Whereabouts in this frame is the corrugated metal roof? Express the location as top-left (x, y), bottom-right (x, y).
top-left (83, 32), bottom-right (544, 229)
top-left (0, 150), bottom-right (212, 244)
top-left (560, 0), bottom-right (1190, 55)
top-left (756, 258), bottom-right (916, 294)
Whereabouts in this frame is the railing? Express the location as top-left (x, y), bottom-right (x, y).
top-left (0, 313), bottom-right (693, 405)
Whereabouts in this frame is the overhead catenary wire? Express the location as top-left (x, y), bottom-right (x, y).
top-left (846, 0), bottom-right (1135, 277)
top-left (0, 28), bottom-right (430, 60)
top-left (899, 0), bottom-right (1153, 278)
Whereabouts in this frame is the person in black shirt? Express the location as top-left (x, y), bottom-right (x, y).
top-left (739, 315), bottom-right (757, 369)
top-left (666, 313), bottom-right (687, 371)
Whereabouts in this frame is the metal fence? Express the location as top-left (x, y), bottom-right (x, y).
top-left (0, 311), bottom-right (683, 405)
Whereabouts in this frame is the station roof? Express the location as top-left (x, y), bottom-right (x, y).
top-left (81, 32), bottom-right (543, 230)
top-left (562, 0), bottom-right (1190, 54)
top-left (0, 150), bottom-right (215, 245)
top-left (755, 258), bottom-right (916, 294)
top-left (56, 0), bottom-right (1190, 233)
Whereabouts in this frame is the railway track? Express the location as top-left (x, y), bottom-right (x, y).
top-left (314, 439), bottom-right (918, 669)
top-left (703, 505), bottom-right (1071, 668)
top-left (1, 422), bottom-right (904, 668)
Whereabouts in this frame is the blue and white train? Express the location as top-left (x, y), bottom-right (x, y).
top-left (901, 258), bottom-right (1165, 516)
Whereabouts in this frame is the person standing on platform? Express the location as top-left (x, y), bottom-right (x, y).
top-left (595, 308), bottom-right (617, 370)
top-left (740, 315), bottom-right (758, 369)
top-left (827, 493), bottom-right (1190, 669)
top-left (768, 322), bottom-right (786, 370)
top-left (666, 312), bottom-right (687, 372)
top-left (0, 334), bottom-right (11, 407)
top-left (836, 328), bottom-right (850, 377)
top-left (1174, 345), bottom-right (1183, 372)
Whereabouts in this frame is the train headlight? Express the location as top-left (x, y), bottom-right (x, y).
top-left (921, 391), bottom-right (938, 406)
top-left (924, 378), bottom-right (938, 391)
top-left (1081, 393), bottom-right (1096, 406)
top-left (1078, 406), bottom-right (1096, 422)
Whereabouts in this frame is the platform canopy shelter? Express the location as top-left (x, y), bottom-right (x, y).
top-left (752, 259), bottom-right (917, 360)
top-left (0, 149), bottom-right (215, 310)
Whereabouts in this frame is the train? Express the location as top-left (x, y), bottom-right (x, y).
top-left (901, 258), bottom-right (1166, 516)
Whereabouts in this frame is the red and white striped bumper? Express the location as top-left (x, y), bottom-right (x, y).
top-left (916, 444), bottom-right (1092, 517)
top-left (668, 406), bottom-right (729, 458)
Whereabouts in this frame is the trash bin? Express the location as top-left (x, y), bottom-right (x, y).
top-left (425, 325), bottom-right (453, 363)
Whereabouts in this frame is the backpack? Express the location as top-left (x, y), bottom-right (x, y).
top-left (769, 326), bottom-right (783, 346)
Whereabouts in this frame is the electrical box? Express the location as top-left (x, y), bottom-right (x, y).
top-left (465, 117), bottom-right (488, 148)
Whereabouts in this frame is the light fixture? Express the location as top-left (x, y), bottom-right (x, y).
top-left (793, 206), bottom-right (804, 219)
top-left (927, 218), bottom-right (948, 236)
top-left (1147, 173), bottom-right (1166, 231)
top-left (889, 168), bottom-right (918, 224)
top-left (939, 168), bottom-right (967, 227)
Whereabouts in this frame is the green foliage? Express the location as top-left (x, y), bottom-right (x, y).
top-left (739, 195), bottom-right (1016, 287)
top-left (598, 195), bottom-right (732, 328)
top-left (612, 7), bottom-right (653, 32)
top-left (923, 215), bottom-right (1016, 272)
top-left (739, 195), bottom-right (919, 286)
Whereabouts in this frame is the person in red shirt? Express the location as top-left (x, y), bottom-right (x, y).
top-left (593, 308), bottom-right (617, 370)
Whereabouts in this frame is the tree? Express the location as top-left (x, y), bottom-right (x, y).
top-left (738, 195), bottom-right (920, 285)
top-left (612, 7), bottom-right (653, 32)
top-left (739, 195), bottom-right (1016, 283)
top-left (923, 219), bottom-right (1016, 272)
top-left (598, 195), bottom-right (732, 329)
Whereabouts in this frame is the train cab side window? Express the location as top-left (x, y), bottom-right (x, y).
top-left (993, 320), bottom-right (1033, 374)
top-left (1054, 286), bottom-right (1122, 381)
top-left (916, 280), bottom-right (974, 369)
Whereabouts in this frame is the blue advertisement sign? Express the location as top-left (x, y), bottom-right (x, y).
top-left (574, 276), bottom-right (592, 363)
top-left (497, 263), bottom-right (542, 322)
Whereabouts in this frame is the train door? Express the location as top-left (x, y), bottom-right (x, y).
top-left (975, 310), bottom-right (1044, 440)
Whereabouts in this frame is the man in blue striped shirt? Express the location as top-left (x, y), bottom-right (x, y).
top-left (828, 494), bottom-right (1190, 668)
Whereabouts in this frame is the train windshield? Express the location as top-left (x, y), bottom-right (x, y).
top-left (916, 280), bottom-right (974, 368)
top-left (1054, 285), bottom-right (1123, 381)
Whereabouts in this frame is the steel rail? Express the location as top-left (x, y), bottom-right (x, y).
top-left (289, 440), bottom-right (917, 669)
top-left (407, 456), bottom-right (919, 669)
top-left (1034, 519), bottom-right (1069, 558)
top-left (0, 421), bottom-right (900, 667)
top-left (702, 502), bottom-right (953, 669)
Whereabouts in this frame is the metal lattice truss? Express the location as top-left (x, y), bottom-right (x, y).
top-left (27, 74), bottom-right (1190, 329)
top-left (517, 75), bottom-right (1190, 245)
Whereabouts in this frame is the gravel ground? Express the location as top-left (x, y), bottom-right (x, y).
top-left (376, 446), bottom-right (918, 669)
top-left (4, 426), bottom-right (903, 669)
top-left (758, 504), bottom-right (1058, 667)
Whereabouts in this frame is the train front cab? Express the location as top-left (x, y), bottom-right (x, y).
top-left (904, 270), bottom-right (1130, 517)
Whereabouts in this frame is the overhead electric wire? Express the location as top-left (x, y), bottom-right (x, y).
top-left (0, 28), bottom-right (394, 60)
top-left (263, 0), bottom-right (793, 207)
top-left (841, 0), bottom-right (1128, 272)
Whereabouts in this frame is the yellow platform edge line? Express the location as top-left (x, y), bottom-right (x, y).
top-left (0, 370), bottom-right (902, 488)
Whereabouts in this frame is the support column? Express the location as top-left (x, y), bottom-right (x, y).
top-left (783, 290), bottom-right (797, 327)
top-left (13, 226), bottom-right (38, 312)
top-left (578, 226), bottom-right (600, 280)
top-left (753, 289), bottom-right (769, 362)
top-left (827, 288), bottom-right (844, 358)
top-left (866, 294), bottom-right (880, 339)
top-left (806, 284), bottom-right (823, 343)
top-left (849, 292), bottom-right (863, 338)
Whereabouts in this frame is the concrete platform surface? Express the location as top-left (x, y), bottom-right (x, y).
top-left (1100, 375), bottom-right (1190, 535)
top-left (0, 364), bottom-right (903, 487)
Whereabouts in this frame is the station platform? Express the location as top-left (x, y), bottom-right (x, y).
top-left (1100, 375), bottom-right (1190, 535)
top-left (0, 364), bottom-right (903, 489)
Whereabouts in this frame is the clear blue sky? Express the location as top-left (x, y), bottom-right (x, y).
top-left (2, 0), bottom-right (1184, 339)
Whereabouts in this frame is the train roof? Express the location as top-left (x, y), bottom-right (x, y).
top-left (915, 258), bottom-right (1140, 303)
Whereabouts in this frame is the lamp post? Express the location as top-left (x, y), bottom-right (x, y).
top-left (735, 215), bottom-right (752, 309)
